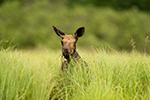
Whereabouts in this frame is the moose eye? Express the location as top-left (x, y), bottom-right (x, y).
top-left (74, 42), bottom-right (76, 46)
top-left (61, 41), bottom-right (63, 45)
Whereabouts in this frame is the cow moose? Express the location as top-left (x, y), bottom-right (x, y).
top-left (52, 26), bottom-right (88, 72)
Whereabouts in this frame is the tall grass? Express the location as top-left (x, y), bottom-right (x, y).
top-left (0, 49), bottom-right (59, 100)
top-left (0, 48), bottom-right (150, 100)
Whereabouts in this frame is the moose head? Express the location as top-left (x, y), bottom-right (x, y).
top-left (52, 26), bottom-right (85, 61)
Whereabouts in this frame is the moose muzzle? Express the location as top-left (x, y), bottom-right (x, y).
top-left (62, 43), bottom-right (71, 59)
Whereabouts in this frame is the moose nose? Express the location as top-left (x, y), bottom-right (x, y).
top-left (62, 43), bottom-right (71, 59)
top-left (62, 43), bottom-right (71, 55)
top-left (62, 48), bottom-right (71, 56)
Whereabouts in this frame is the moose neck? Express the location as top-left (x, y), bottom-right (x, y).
top-left (64, 50), bottom-right (81, 63)
top-left (71, 51), bottom-right (79, 59)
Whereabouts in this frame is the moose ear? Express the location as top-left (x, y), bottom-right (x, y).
top-left (74, 27), bottom-right (85, 39)
top-left (52, 26), bottom-right (66, 38)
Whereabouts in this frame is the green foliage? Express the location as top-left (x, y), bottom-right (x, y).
top-left (0, 1), bottom-right (150, 53)
top-left (0, 49), bottom-right (150, 100)
top-left (0, 49), bottom-right (59, 100)
top-left (1, 0), bottom-right (150, 11)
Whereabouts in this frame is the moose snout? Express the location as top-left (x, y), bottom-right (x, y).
top-left (62, 43), bottom-right (71, 58)
top-left (62, 48), bottom-right (71, 59)
top-left (62, 49), bottom-right (70, 55)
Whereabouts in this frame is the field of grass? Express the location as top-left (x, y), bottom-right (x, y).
top-left (0, 48), bottom-right (150, 100)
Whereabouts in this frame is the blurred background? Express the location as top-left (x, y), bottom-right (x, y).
top-left (0, 0), bottom-right (150, 53)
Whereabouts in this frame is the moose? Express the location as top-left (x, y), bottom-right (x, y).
top-left (52, 26), bottom-right (88, 71)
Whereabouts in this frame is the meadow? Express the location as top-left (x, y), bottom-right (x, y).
top-left (1, 0), bottom-right (150, 99)
top-left (0, 47), bottom-right (150, 100)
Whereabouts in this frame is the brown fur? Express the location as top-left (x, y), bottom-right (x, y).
top-left (52, 26), bottom-right (88, 71)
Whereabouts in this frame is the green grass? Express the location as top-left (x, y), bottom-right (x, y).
top-left (0, 48), bottom-right (150, 100)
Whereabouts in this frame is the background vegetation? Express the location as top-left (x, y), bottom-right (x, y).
top-left (0, 0), bottom-right (150, 53)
